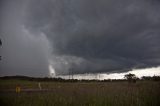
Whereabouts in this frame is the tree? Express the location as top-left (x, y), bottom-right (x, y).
top-left (124, 73), bottom-right (137, 83)
top-left (0, 39), bottom-right (2, 46)
top-left (0, 38), bottom-right (1, 60)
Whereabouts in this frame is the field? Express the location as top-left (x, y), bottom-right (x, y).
top-left (0, 79), bottom-right (160, 106)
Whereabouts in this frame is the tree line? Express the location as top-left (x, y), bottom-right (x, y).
top-left (0, 74), bottom-right (160, 82)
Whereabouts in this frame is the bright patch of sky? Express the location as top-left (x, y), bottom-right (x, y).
top-left (54, 66), bottom-right (160, 80)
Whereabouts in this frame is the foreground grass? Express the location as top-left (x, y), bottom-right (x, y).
top-left (0, 80), bottom-right (160, 106)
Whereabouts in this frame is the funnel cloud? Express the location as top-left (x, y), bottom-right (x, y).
top-left (0, 0), bottom-right (160, 76)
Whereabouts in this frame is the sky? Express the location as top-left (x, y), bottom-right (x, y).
top-left (0, 0), bottom-right (160, 78)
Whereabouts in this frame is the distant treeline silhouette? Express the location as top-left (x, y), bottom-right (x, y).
top-left (0, 75), bottom-right (160, 82)
top-left (141, 76), bottom-right (160, 81)
top-left (0, 38), bottom-right (2, 60)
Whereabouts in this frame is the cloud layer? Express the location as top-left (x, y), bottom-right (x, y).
top-left (1, 0), bottom-right (160, 76)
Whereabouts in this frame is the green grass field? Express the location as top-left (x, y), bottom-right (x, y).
top-left (0, 80), bottom-right (160, 106)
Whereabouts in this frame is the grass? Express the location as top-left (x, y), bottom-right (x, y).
top-left (0, 80), bottom-right (160, 106)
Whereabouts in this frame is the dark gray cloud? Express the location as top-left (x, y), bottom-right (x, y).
top-left (1, 0), bottom-right (160, 76)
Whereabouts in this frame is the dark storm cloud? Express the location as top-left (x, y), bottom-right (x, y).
top-left (1, 0), bottom-right (160, 76)
top-left (25, 0), bottom-right (160, 74)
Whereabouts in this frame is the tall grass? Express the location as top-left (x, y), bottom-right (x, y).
top-left (0, 80), bottom-right (160, 106)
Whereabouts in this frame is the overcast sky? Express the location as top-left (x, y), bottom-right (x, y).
top-left (0, 0), bottom-right (160, 77)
